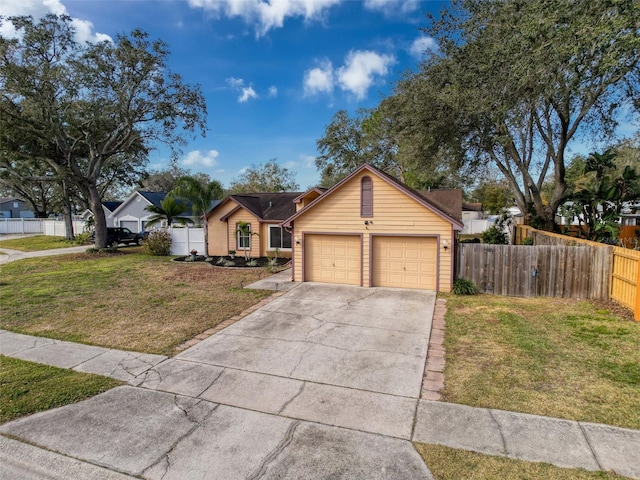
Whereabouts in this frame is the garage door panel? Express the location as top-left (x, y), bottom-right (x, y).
top-left (305, 235), bottom-right (361, 286)
top-left (373, 236), bottom-right (436, 290)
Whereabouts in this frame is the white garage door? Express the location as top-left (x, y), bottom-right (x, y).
top-left (305, 234), bottom-right (361, 285)
top-left (372, 236), bottom-right (437, 290)
top-left (120, 220), bottom-right (139, 232)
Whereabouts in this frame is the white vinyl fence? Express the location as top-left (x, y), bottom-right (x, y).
top-left (170, 227), bottom-right (205, 256)
top-left (0, 218), bottom-right (87, 236)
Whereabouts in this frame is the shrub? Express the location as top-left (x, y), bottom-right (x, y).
top-left (453, 278), bottom-right (478, 295)
top-left (482, 226), bottom-right (509, 244)
top-left (143, 230), bottom-right (172, 256)
top-left (521, 237), bottom-right (534, 245)
top-left (73, 232), bottom-right (92, 245)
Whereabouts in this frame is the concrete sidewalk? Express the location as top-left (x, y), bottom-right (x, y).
top-left (244, 267), bottom-right (299, 291)
top-left (1, 333), bottom-right (640, 478)
top-left (0, 244), bottom-right (90, 264)
top-left (0, 331), bottom-right (166, 381)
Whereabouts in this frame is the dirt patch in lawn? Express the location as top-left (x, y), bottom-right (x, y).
top-left (442, 294), bottom-right (640, 430)
top-left (0, 250), bottom-right (273, 356)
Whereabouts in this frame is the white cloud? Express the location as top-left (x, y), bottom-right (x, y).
top-left (303, 60), bottom-right (334, 96)
top-left (182, 149), bottom-right (220, 167)
top-left (188, 0), bottom-right (340, 37)
top-left (238, 86), bottom-right (258, 103)
top-left (409, 36), bottom-right (438, 58)
top-left (226, 77), bottom-right (245, 88)
top-left (0, 0), bottom-right (111, 43)
top-left (268, 86), bottom-right (278, 97)
top-left (363, 0), bottom-right (420, 16)
top-left (337, 50), bottom-right (395, 100)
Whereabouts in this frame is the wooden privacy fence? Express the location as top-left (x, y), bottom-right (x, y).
top-left (456, 243), bottom-right (612, 299)
top-left (514, 225), bottom-right (640, 321)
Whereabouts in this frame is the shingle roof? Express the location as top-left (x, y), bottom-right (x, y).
top-left (229, 192), bottom-right (303, 221)
top-left (138, 191), bottom-right (168, 208)
top-left (102, 201), bottom-right (123, 212)
top-left (418, 189), bottom-right (463, 222)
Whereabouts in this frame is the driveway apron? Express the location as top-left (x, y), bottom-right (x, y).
top-left (1, 283), bottom-right (436, 479)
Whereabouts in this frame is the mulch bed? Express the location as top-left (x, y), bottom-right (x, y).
top-left (174, 255), bottom-right (290, 268)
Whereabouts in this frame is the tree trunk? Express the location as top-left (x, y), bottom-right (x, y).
top-left (88, 183), bottom-right (108, 248)
top-left (61, 180), bottom-right (75, 241)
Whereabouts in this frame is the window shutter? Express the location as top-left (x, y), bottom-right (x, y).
top-left (361, 176), bottom-right (373, 217)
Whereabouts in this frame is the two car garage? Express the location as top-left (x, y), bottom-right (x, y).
top-left (304, 234), bottom-right (438, 290)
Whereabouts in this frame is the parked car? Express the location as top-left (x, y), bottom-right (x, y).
top-left (91, 227), bottom-right (148, 246)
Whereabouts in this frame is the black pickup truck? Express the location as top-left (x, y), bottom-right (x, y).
top-left (91, 227), bottom-right (147, 246)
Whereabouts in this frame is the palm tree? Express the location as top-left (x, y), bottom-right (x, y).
top-left (144, 195), bottom-right (194, 228)
top-left (173, 176), bottom-right (224, 255)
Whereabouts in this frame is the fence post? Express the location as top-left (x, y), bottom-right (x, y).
top-left (635, 260), bottom-right (640, 322)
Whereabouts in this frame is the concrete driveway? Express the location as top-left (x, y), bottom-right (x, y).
top-left (1, 283), bottom-right (436, 479)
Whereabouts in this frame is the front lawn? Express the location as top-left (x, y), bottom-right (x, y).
top-left (443, 294), bottom-right (640, 430)
top-left (0, 249), bottom-right (273, 355)
top-left (0, 235), bottom-right (85, 251)
top-left (415, 443), bottom-right (628, 480)
top-left (0, 356), bottom-right (121, 423)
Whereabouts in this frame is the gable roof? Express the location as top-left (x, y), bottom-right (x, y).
top-left (110, 190), bottom-right (199, 218)
top-left (102, 201), bottom-right (123, 213)
top-left (283, 164), bottom-right (464, 230)
top-left (212, 192), bottom-right (303, 222)
top-left (137, 191), bottom-right (168, 209)
top-left (293, 187), bottom-right (328, 204)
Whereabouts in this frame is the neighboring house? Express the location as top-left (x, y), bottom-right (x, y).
top-left (0, 197), bottom-right (35, 218)
top-left (462, 202), bottom-right (484, 221)
top-left (282, 164), bottom-right (464, 292)
top-left (80, 201), bottom-right (123, 228)
top-left (109, 191), bottom-right (204, 232)
top-left (206, 192), bottom-right (304, 258)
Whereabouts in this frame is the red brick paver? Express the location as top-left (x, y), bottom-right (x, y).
top-left (421, 298), bottom-right (447, 401)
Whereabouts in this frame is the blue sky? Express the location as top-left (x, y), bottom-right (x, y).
top-left (1, 0), bottom-right (446, 190)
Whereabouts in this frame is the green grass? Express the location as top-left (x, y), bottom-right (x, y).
top-left (0, 356), bottom-right (121, 424)
top-left (415, 443), bottom-right (630, 480)
top-left (442, 294), bottom-right (640, 429)
top-left (0, 235), bottom-right (86, 251)
top-left (0, 249), bottom-right (273, 355)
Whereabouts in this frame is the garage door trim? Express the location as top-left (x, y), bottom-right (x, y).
top-left (302, 232), bottom-right (363, 286)
top-left (369, 233), bottom-right (440, 290)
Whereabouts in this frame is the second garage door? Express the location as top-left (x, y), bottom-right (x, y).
top-left (372, 236), bottom-right (437, 290)
top-left (305, 234), bottom-right (361, 285)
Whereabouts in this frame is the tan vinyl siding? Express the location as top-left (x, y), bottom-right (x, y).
top-left (261, 223), bottom-right (292, 258)
top-left (227, 209), bottom-right (260, 258)
top-left (292, 170), bottom-right (454, 291)
top-left (207, 201), bottom-right (238, 256)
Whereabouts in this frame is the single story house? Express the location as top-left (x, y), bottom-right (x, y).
top-left (282, 164), bottom-right (464, 292)
top-left (206, 192), bottom-right (304, 258)
top-left (109, 191), bottom-right (205, 232)
top-left (0, 197), bottom-right (35, 218)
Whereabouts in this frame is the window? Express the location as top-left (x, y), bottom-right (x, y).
top-left (269, 225), bottom-right (292, 250)
top-left (361, 176), bottom-right (373, 217)
top-left (237, 223), bottom-right (251, 249)
top-left (13, 202), bottom-right (19, 208)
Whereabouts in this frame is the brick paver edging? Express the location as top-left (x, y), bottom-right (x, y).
top-left (421, 297), bottom-right (446, 400)
top-left (174, 292), bottom-right (286, 351)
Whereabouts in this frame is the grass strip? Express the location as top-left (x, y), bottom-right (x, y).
top-left (0, 356), bottom-right (121, 424)
top-left (442, 294), bottom-right (640, 429)
top-left (415, 443), bottom-right (629, 480)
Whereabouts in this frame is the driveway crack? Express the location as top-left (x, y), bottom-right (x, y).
top-left (247, 420), bottom-right (300, 480)
top-left (277, 382), bottom-right (306, 415)
top-left (142, 403), bottom-right (219, 478)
